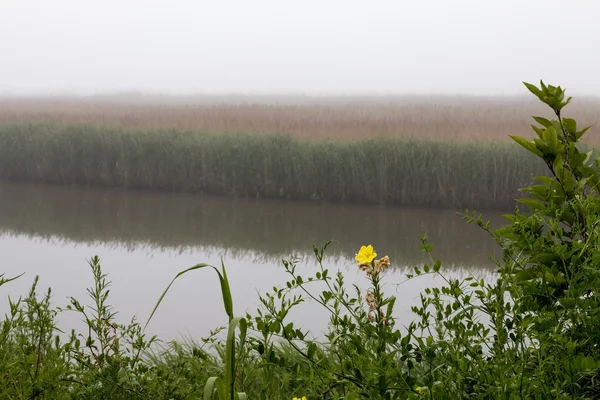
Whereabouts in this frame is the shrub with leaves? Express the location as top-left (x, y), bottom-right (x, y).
top-left (406, 81), bottom-right (600, 399)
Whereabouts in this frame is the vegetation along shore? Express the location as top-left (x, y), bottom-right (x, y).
top-left (1, 95), bottom-right (600, 209)
top-left (3, 82), bottom-right (600, 398)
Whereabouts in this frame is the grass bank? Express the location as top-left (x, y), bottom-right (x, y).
top-left (0, 123), bottom-right (547, 209)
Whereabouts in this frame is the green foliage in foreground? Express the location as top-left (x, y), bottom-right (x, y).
top-left (0, 122), bottom-right (546, 209)
top-left (2, 81), bottom-right (600, 399)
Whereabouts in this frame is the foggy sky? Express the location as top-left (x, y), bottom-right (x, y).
top-left (1, 0), bottom-right (599, 96)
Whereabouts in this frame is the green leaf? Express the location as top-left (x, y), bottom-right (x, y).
top-left (563, 117), bottom-right (577, 134)
top-left (576, 126), bottom-right (591, 141)
top-left (307, 342), bottom-right (317, 359)
top-left (204, 376), bottom-right (226, 400)
top-left (520, 184), bottom-right (547, 200)
top-left (531, 125), bottom-right (545, 139)
top-left (543, 127), bottom-right (559, 153)
top-left (515, 268), bottom-right (539, 281)
top-left (510, 135), bottom-right (543, 157)
top-left (220, 260), bottom-right (234, 319)
top-left (269, 320), bottom-right (281, 334)
top-left (386, 296), bottom-right (396, 318)
top-left (225, 317), bottom-right (247, 399)
top-left (145, 263), bottom-right (232, 331)
top-left (516, 198), bottom-right (545, 210)
top-left (532, 116), bottom-right (552, 128)
top-left (523, 82), bottom-right (544, 98)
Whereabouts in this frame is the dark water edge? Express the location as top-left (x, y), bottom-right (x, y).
top-left (0, 180), bottom-right (507, 269)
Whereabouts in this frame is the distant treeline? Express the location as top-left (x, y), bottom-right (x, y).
top-left (0, 123), bottom-right (548, 209)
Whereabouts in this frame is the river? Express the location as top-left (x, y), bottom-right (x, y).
top-left (0, 182), bottom-right (505, 341)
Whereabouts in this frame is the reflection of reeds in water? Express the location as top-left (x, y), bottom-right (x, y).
top-left (0, 182), bottom-right (505, 270)
top-left (0, 231), bottom-right (500, 281)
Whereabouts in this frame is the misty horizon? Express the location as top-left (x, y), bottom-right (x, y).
top-left (2, 0), bottom-right (599, 97)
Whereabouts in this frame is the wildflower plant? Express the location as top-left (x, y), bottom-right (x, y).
top-left (241, 80), bottom-right (600, 399)
top-left (243, 241), bottom-right (425, 399)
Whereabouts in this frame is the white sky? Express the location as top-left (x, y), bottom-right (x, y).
top-left (1, 0), bottom-right (599, 96)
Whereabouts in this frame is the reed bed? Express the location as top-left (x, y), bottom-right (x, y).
top-left (0, 123), bottom-right (549, 209)
top-left (2, 95), bottom-right (600, 143)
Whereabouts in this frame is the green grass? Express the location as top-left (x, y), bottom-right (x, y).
top-left (0, 123), bottom-right (548, 209)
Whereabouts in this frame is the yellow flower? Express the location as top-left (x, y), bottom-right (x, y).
top-left (415, 386), bottom-right (424, 397)
top-left (356, 245), bottom-right (377, 264)
top-left (292, 397), bottom-right (307, 400)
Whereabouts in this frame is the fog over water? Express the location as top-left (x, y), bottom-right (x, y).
top-left (1, 0), bottom-right (599, 96)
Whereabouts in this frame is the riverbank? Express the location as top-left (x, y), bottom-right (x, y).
top-left (0, 123), bottom-right (547, 209)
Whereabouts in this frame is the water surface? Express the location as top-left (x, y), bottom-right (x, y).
top-left (0, 182), bottom-right (505, 340)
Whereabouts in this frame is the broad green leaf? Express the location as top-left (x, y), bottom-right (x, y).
top-left (533, 138), bottom-right (550, 155)
top-left (204, 376), bottom-right (226, 400)
top-left (531, 125), bottom-right (545, 139)
top-left (509, 135), bottom-right (542, 157)
top-left (516, 198), bottom-right (544, 210)
top-left (523, 82), bottom-right (543, 98)
top-left (542, 127), bottom-right (559, 153)
top-left (532, 116), bottom-right (552, 128)
top-left (570, 151), bottom-right (587, 168)
top-left (269, 320), bottom-right (280, 334)
top-left (520, 185), bottom-right (547, 200)
top-left (563, 117), bottom-right (576, 134)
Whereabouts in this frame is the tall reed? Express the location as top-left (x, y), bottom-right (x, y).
top-left (2, 96), bottom-right (600, 143)
top-left (0, 123), bottom-right (548, 209)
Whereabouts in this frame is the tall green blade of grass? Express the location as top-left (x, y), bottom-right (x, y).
top-left (145, 262), bottom-right (247, 400)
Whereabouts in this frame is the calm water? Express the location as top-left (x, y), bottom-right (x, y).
top-left (0, 182), bottom-right (505, 340)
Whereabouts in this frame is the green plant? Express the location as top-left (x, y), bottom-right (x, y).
top-left (64, 256), bottom-right (158, 399)
top-left (147, 261), bottom-right (247, 400)
top-left (0, 275), bottom-right (73, 399)
top-left (405, 81), bottom-right (600, 399)
top-left (0, 123), bottom-right (545, 209)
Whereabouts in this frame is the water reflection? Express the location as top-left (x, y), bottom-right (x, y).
top-left (0, 182), bottom-right (507, 339)
top-left (0, 182), bottom-right (506, 268)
